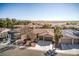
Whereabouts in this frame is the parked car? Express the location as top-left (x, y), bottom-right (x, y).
top-left (44, 49), bottom-right (57, 56)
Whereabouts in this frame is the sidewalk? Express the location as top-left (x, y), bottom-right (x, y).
top-left (56, 49), bottom-right (79, 55)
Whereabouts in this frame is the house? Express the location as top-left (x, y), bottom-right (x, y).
top-left (0, 28), bottom-right (10, 41)
top-left (60, 29), bottom-right (79, 49)
top-left (32, 29), bottom-right (54, 41)
top-left (7, 30), bottom-right (21, 43)
top-left (32, 29), bottom-right (54, 46)
top-left (60, 29), bottom-right (79, 44)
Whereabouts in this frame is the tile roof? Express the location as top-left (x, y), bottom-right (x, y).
top-left (62, 29), bottom-right (79, 39)
top-left (32, 29), bottom-right (54, 37)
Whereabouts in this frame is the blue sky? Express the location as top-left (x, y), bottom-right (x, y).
top-left (0, 3), bottom-right (79, 21)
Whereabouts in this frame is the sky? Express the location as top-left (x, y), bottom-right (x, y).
top-left (0, 3), bottom-right (79, 21)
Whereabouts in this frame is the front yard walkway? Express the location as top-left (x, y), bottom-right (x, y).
top-left (56, 49), bottom-right (79, 56)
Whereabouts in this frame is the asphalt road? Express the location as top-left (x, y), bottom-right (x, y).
top-left (0, 48), bottom-right (78, 56)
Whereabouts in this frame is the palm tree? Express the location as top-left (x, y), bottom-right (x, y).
top-left (54, 26), bottom-right (63, 48)
top-left (35, 33), bottom-right (39, 42)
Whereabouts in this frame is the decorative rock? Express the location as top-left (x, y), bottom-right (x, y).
top-left (19, 46), bottom-right (26, 49)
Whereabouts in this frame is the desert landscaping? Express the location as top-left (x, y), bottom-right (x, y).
top-left (0, 18), bottom-right (79, 56)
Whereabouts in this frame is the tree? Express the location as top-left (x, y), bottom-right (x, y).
top-left (54, 26), bottom-right (63, 48)
top-left (0, 18), bottom-right (31, 28)
top-left (0, 19), bottom-right (7, 28)
top-left (3, 20), bottom-right (7, 28)
top-left (66, 22), bottom-right (78, 25)
top-left (42, 24), bottom-right (52, 28)
top-left (12, 18), bottom-right (17, 25)
top-left (0, 19), bottom-right (4, 27)
top-left (26, 21), bottom-right (31, 25)
top-left (5, 18), bottom-right (16, 28)
top-left (6, 18), bottom-right (13, 28)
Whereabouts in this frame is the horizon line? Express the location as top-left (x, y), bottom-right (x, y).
top-left (0, 18), bottom-right (79, 21)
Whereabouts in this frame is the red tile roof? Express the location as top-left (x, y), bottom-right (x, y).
top-left (32, 29), bottom-right (54, 37)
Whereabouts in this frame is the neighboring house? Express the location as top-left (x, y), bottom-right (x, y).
top-left (27, 23), bottom-right (43, 29)
top-left (63, 24), bottom-right (79, 28)
top-left (14, 25), bottom-right (25, 28)
top-left (0, 28), bottom-right (10, 43)
top-left (0, 28), bottom-right (5, 32)
top-left (7, 30), bottom-right (21, 43)
top-left (60, 29), bottom-right (79, 44)
top-left (51, 23), bottom-right (66, 27)
top-left (0, 28), bottom-right (10, 39)
top-left (0, 28), bottom-right (21, 44)
top-left (60, 29), bottom-right (79, 49)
